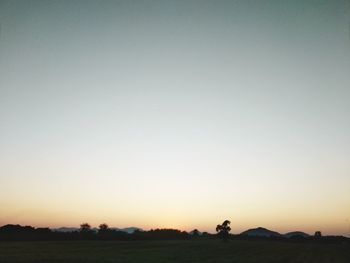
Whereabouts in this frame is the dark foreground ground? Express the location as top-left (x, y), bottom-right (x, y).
top-left (0, 239), bottom-right (349, 263)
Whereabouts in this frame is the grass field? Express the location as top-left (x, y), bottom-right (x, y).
top-left (0, 240), bottom-right (349, 263)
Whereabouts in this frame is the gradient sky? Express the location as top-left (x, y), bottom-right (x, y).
top-left (0, 0), bottom-right (349, 236)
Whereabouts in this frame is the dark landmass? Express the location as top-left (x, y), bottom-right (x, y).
top-left (0, 224), bottom-right (348, 243)
top-left (284, 231), bottom-right (310, 238)
top-left (240, 227), bottom-right (282, 237)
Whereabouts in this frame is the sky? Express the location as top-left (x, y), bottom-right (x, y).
top-left (0, 0), bottom-right (349, 236)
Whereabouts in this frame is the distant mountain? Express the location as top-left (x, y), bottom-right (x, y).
top-left (240, 227), bottom-right (281, 237)
top-left (52, 227), bottom-right (79, 232)
top-left (284, 231), bottom-right (309, 238)
top-left (53, 227), bottom-right (142, 234)
top-left (110, 227), bottom-right (142, 234)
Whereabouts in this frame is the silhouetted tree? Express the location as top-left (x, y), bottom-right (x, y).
top-left (216, 220), bottom-right (231, 240)
top-left (314, 231), bottom-right (322, 238)
top-left (98, 223), bottom-right (111, 240)
top-left (191, 229), bottom-right (200, 237)
top-left (99, 223), bottom-right (109, 232)
top-left (80, 223), bottom-right (91, 233)
top-left (79, 223), bottom-right (94, 239)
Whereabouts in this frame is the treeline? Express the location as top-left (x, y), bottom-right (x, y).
top-left (0, 224), bottom-right (349, 244)
top-left (0, 224), bottom-right (204, 241)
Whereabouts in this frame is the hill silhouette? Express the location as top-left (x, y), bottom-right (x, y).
top-left (240, 227), bottom-right (281, 237)
top-left (284, 231), bottom-right (310, 238)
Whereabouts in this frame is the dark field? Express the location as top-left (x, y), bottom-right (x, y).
top-left (0, 240), bottom-right (349, 263)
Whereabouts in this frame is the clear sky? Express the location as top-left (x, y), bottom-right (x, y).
top-left (0, 0), bottom-right (349, 236)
